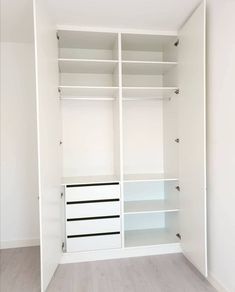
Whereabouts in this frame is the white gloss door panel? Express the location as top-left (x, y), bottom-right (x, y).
top-left (178, 1), bottom-right (207, 277)
top-left (33, 0), bottom-right (62, 290)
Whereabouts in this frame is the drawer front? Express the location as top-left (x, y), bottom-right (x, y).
top-left (66, 184), bottom-right (120, 202)
top-left (66, 201), bottom-right (120, 219)
top-left (66, 217), bottom-right (120, 235)
top-left (66, 234), bottom-right (121, 252)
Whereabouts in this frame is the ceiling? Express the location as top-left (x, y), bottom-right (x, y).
top-left (1, 0), bottom-right (201, 43)
top-left (48, 0), bottom-right (201, 31)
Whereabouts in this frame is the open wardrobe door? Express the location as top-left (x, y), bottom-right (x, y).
top-left (33, 0), bottom-right (62, 290)
top-left (178, 1), bottom-right (207, 276)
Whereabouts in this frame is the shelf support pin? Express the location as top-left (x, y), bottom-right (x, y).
top-left (174, 39), bottom-right (179, 47)
top-left (176, 233), bottom-right (181, 240)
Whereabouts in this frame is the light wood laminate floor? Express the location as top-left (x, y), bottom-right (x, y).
top-left (0, 246), bottom-right (40, 292)
top-left (0, 247), bottom-right (216, 292)
top-left (47, 253), bottom-right (216, 292)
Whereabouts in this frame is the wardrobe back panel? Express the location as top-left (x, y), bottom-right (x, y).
top-left (62, 100), bottom-right (115, 177)
top-left (123, 100), bottom-right (164, 175)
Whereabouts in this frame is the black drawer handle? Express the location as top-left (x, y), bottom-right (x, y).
top-left (67, 198), bottom-right (119, 204)
top-left (67, 231), bottom-right (120, 238)
top-left (67, 182), bottom-right (119, 187)
top-left (67, 215), bottom-right (120, 221)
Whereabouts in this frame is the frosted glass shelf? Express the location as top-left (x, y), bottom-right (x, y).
top-left (122, 87), bottom-right (178, 99)
top-left (58, 59), bottom-right (118, 74)
top-left (62, 175), bottom-right (120, 186)
top-left (59, 86), bottom-right (119, 99)
top-left (124, 200), bottom-right (179, 214)
top-left (124, 173), bottom-right (178, 182)
top-left (122, 61), bottom-right (177, 75)
top-left (125, 228), bottom-right (179, 248)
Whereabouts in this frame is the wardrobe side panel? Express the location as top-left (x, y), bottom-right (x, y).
top-left (178, 1), bottom-right (207, 276)
top-left (33, 0), bottom-right (62, 290)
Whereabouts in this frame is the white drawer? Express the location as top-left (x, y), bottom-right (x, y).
top-left (66, 184), bottom-right (120, 202)
top-left (66, 234), bottom-right (121, 252)
top-left (66, 201), bottom-right (120, 219)
top-left (66, 217), bottom-right (120, 235)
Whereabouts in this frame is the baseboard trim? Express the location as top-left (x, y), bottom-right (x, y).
top-left (61, 243), bottom-right (181, 264)
top-left (208, 272), bottom-right (230, 292)
top-left (0, 238), bottom-right (40, 249)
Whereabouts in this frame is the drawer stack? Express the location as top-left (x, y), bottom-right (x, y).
top-left (65, 183), bottom-right (121, 252)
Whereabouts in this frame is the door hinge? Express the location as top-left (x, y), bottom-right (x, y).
top-left (62, 242), bottom-right (65, 251)
top-left (59, 140), bottom-right (63, 146)
top-left (174, 89), bottom-right (180, 94)
top-left (174, 39), bottom-right (179, 47)
top-left (58, 87), bottom-right (61, 93)
top-left (175, 138), bottom-right (180, 143)
top-left (176, 186), bottom-right (180, 191)
top-left (61, 192), bottom-right (64, 198)
top-left (176, 233), bottom-right (181, 240)
top-left (56, 32), bottom-right (60, 40)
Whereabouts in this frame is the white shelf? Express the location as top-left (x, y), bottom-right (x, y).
top-left (122, 61), bottom-right (177, 75)
top-left (58, 30), bottom-right (118, 50)
top-left (124, 173), bottom-right (178, 182)
top-left (122, 87), bottom-right (178, 99)
top-left (62, 175), bottom-right (120, 186)
top-left (58, 59), bottom-right (118, 74)
top-left (122, 34), bottom-right (177, 52)
top-left (125, 228), bottom-right (179, 248)
top-left (124, 200), bottom-right (179, 214)
top-left (59, 86), bottom-right (119, 99)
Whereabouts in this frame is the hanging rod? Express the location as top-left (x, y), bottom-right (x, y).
top-left (60, 97), bottom-right (115, 101)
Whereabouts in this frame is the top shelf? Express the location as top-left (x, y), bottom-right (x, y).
top-left (122, 34), bottom-right (177, 52)
top-left (58, 30), bottom-right (118, 50)
top-left (58, 30), bottom-right (178, 62)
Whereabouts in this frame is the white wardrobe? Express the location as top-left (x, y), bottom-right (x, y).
top-left (33, 0), bottom-right (206, 290)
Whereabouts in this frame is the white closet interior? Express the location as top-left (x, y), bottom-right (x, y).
top-left (58, 30), bottom-right (181, 250)
top-left (33, 1), bottom-right (206, 290)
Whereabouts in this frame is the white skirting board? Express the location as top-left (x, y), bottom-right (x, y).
top-left (0, 238), bottom-right (40, 249)
top-left (61, 243), bottom-right (181, 264)
top-left (208, 273), bottom-right (230, 292)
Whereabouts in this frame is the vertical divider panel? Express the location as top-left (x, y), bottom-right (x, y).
top-left (118, 33), bottom-right (125, 248)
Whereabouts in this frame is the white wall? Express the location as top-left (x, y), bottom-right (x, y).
top-left (0, 42), bottom-right (39, 248)
top-left (207, 0), bottom-right (235, 291)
